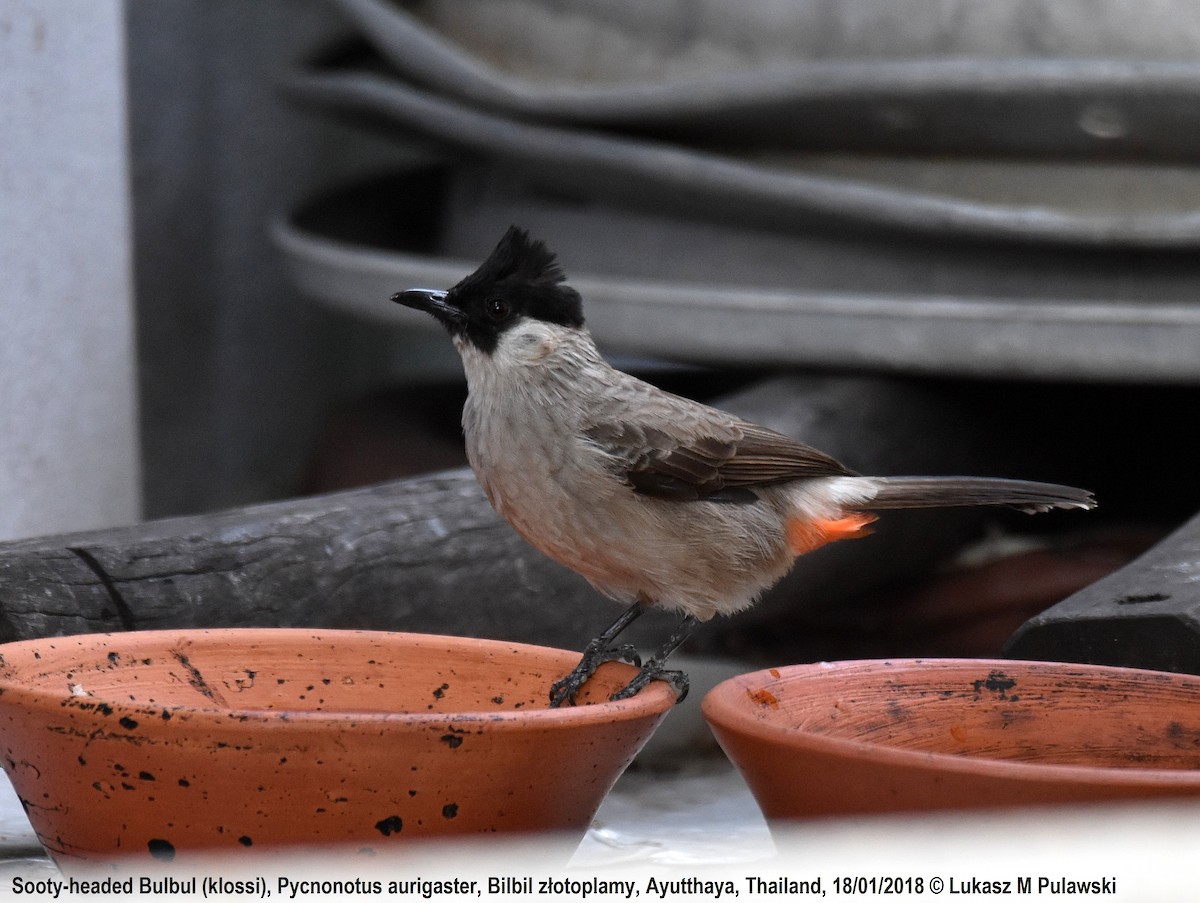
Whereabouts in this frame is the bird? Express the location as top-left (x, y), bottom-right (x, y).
top-left (393, 226), bottom-right (1096, 707)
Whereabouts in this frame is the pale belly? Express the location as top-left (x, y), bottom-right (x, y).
top-left (468, 431), bottom-right (796, 620)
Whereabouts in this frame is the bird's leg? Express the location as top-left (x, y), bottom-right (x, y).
top-left (549, 599), bottom-right (647, 708)
top-left (610, 614), bottom-right (700, 704)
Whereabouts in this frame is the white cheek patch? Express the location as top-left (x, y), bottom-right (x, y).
top-left (494, 320), bottom-right (560, 367)
top-left (456, 320), bottom-right (570, 396)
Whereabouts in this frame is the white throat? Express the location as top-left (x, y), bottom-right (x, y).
top-left (454, 318), bottom-right (605, 392)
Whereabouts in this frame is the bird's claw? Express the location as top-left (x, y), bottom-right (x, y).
top-left (601, 644), bottom-right (642, 668)
top-left (549, 606), bottom-right (697, 708)
top-left (548, 643), bottom-right (642, 708)
top-left (609, 663), bottom-right (690, 704)
top-left (549, 671), bottom-right (586, 708)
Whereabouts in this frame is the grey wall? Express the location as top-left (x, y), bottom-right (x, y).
top-left (127, 1), bottom-right (409, 518)
top-left (0, 1), bottom-right (142, 541)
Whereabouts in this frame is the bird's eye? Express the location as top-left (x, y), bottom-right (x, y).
top-left (485, 297), bottom-right (511, 321)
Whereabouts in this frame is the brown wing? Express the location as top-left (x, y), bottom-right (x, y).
top-left (582, 385), bottom-right (855, 503)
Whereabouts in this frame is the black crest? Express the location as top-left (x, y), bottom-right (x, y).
top-left (438, 227), bottom-right (584, 352)
top-left (456, 227), bottom-right (571, 298)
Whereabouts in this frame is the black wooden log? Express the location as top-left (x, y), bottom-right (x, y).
top-left (0, 468), bottom-right (671, 648)
top-left (1006, 509), bottom-right (1200, 674)
top-left (0, 374), bottom-right (1033, 651)
top-left (0, 469), bottom-right (613, 645)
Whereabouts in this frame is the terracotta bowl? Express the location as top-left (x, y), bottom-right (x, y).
top-left (0, 628), bottom-right (673, 867)
top-left (702, 658), bottom-right (1200, 820)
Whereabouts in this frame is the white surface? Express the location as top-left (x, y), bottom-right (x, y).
top-left (0, 0), bottom-right (142, 541)
top-left (0, 773), bottom-right (36, 851)
top-left (574, 763), bottom-right (774, 868)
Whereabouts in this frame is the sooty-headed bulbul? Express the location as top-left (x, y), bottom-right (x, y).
top-left (394, 227), bottom-right (1095, 707)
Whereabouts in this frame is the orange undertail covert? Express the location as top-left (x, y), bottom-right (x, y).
top-left (786, 512), bottom-right (878, 555)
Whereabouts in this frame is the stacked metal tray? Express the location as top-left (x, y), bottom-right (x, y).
top-left (276, 0), bottom-right (1200, 382)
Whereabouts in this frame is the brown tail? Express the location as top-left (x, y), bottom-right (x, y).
top-left (866, 477), bottom-right (1095, 515)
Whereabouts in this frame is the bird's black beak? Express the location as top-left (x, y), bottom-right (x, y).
top-left (392, 288), bottom-right (466, 326)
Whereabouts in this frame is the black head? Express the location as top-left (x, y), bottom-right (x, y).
top-left (392, 227), bottom-right (584, 354)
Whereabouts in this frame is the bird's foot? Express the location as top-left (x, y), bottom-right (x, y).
top-left (549, 643), bottom-right (642, 708)
top-left (604, 644), bottom-right (643, 669)
top-left (609, 661), bottom-right (690, 704)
